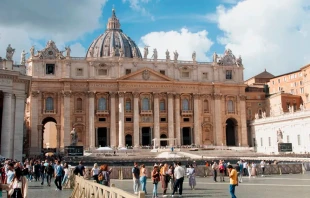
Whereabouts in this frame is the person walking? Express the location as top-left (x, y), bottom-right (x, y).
top-left (171, 162), bottom-right (185, 197)
top-left (132, 162), bottom-right (140, 194)
top-left (251, 162), bottom-right (257, 178)
top-left (204, 161), bottom-right (209, 177)
top-left (248, 162), bottom-right (252, 178)
top-left (46, 161), bottom-right (54, 187)
top-left (219, 162), bottom-right (225, 182)
top-left (39, 161), bottom-right (46, 185)
top-left (151, 164), bottom-right (160, 198)
top-left (160, 163), bottom-right (169, 197)
top-left (91, 163), bottom-right (99, 183)
top-left (168, 164), bottom-right (174, 191)
top-left (212, 162), bottom-right (218, 182)
top-left (260, 160), bottom-right (266, 177)
top-left (54, 160), bottom-right (63, 191)
top-left (228, 165), bottom-right (238, 198)
top-left (98, 164), bottom-right (112, 186)
top-left (8, 168), bottom-right (28, 198)
top-left (139, 164), bottom-right (147, 195)
top-left (238, 162), bottom-right (243, 183)
top-left (61, 163), bottom-right (70, 188)
top-left (188, 164), bottom-right (196, 190)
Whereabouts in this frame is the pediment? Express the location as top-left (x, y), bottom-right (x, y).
top-left (118, 68), bottom-right (174, 82)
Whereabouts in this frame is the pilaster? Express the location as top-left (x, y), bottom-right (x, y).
top-left (62, 90), bottom-right (71, 147)
top-left (213, 93), bottom-right (222, 145)
top-left (13, 94), bottom-right (26, 161)
top-left (153, 92), bottom-right (160, 147)
top-left (1, 92), bottom-right (13, 158)
top-left (88, 91), bottom-right (95, 149)
top-left (30, 91), bottom-right (40, 154)
top-left (118, 92), bottom-right (125, 148)
top-left (133, 92), bottom-right (140, 147)
top-left (175, 94), bottom-right (181, 146)
top-left (239, 95), bottom-right (248, 146)
top-left (193, 93), bottom-right (201, 145)
top-left (110, 92), bottom-right (117, 148)
top-left (168, 92), bottom-right (174, 146)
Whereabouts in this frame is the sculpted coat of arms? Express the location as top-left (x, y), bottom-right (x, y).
top-left (142, 70), bottom-right (150, 80)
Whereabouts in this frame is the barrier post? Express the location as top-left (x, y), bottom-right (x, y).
top-left (138, 191), bottom-right (145, 198)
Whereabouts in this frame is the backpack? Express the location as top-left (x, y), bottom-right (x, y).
top-left (73, 166), bottom-right (80, 175)
top-left (98, 171), bottom-right (105, 181)
top-left (219, 164), bottom-right (225, 171)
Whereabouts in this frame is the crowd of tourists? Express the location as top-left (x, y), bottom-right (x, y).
top-left (0, 157), bottom-right (71, 198)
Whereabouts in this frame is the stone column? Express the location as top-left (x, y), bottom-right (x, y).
top-left (56, 125), bottom-right (61, 153)
top-left (153, 93), bottom-right (160, 147)
top-left (213, 93), bottom-right (223, 145)
top-left (168, 93), bottom-right (174, 146)
top-left (37, 124), bottom-right (43, 154)
top-left (118, 92), bottom-right (125, 148)
top-left (239, 95), bottom-right (248, 146)
top-left (193, 94), bottom-right (201, 145)
top-left (1, 92), bottom-right (13, 158)
top-left (88, 91), bottom-right (95, 149)
top-left (133, 92), bottom-right (140, 147)
top-left (11, 94), bottom-right (16, 158)
top-left (30, 91), bottom-right (40, 154)
top-left (175, 94), bottom-right (181, 146)
top-left (110, 92), bottom-right (116, 148)
top-left (13, 94), bottom-right (26, 161)
top-left (62, 90), bottom-right (71, 147)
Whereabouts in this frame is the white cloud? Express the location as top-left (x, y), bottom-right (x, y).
top-left (122, 0), bottom-right (154, 20)
top-left (0, 0), bottom-right (106, 62)
top-left (222, 0), bottom-right (239, 4)
top-left (139, 28), bottom-right (213, 61)
top-left (214, 0), bottom-right (310, 79)
top-left (70, 43), bottom-right (87, 57)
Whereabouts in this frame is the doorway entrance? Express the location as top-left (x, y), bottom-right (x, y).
top-left (42, 117), bottom-right (57, 150)
top-left (160, 134), bottom-right (167, 146)
top-left (142, 127), bottom-right (151, 146)
top-left (226, 118), bottom-right (237, 146)
top-left (125, 134), bottom-right (132, 147)
top-left (182, 127), bottom-right (191, 145)
top-left (97, 127), bottom-right (108, 147)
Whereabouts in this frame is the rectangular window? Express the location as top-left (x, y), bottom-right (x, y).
top-left (268, 137), bottom-right (271, 146)
top-left (183, 118), bottom-right (190, 122)
top-left (300, 87), bottom-right (304, 94)
top-left (160, 70), bottom-right (165, 75)
top-left (260, 138), bottom-right (263, 146)
top-left (125, 101), bottom-right (131, 111)
top-left (300, 81), bottom-right (303, 85)
top-left (181, 71), bottom-right (190, 78)
top-left (287, 135), bottom-right (290, 143)
top-left (226, 70), bottom-right (232, 80)
top-left (125, 69), bottom-right (131, 75)
top-left (46, 64), bottom-right (55, 75)
top-left (272, 81), bottom-right (274, 85)
top-left (202, 72), bottom-right (208, 79)
top-left (76, 68), bottom-right (83, 76)
top-left (160, 117), bottom-right (166, 122)
top-left (99, 118), bottom-right (106, 122)
top-left (297, 135), bottom-right (301, 145)
top-left (278, 79), bottom-right (280, 83)
top-left (125, 117), bottom-right (132, 122)
top-left (98, 69), bottom-right (108, 76)
top-left (294, 74), bottom-right (296, 78)
top-left (290, 89), bottom-right (294, 94)
top-left (284, 77), bottom-right (286, 82)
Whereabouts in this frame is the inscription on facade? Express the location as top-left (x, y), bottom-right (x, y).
top-left (0, 78), bottom-right (13, 86)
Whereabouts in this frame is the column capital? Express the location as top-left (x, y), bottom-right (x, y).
top-left (31, 91), bottom-right (40, 97)
top-left (87, 91), bottom-right (96, 97)
top-left (174, 93), bottom-right (181, 99)
top-left (167, 92), bottom-right (175, 97)
top-left (212, 93), bottom-right (222, 100)
top-left (15, 93), bottom-right (27, 100)
top-left (239, 95), bottom-right (246, 101)
top-left (109, 91), bottom-right (117, 97)
top-left (193, 93), bottom-right (200, 99)
top-left (132, 92), bottom-right (140, 98)
top-left (37, 124), bottom-right (43, 131)
top-left (61, 90), bottom-right (72, 97)
top-left (118, 91), bottom-right (125, 97)
top-left (153, 92), bottom-right (160, 98)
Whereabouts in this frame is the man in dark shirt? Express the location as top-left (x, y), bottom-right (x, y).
top-left (40, 161), bottom-right (46, 185)
top-left (46, 161), bottom-right (54, 186)
top-left (34, 161), bottom-right (41, 182)
top-left (77, 161), bottom-right (85, 176)
top-left (132, 162), bottom-right (140, 194)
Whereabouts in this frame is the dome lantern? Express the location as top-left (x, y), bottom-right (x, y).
top-left (107, 8), bottom-right (120, 30)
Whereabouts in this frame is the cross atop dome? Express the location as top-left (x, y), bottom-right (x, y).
top-left (107, 8), bottom-right (120, 30)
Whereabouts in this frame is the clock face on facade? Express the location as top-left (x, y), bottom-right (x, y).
top-left (48, 50), bottom-right (54, 55)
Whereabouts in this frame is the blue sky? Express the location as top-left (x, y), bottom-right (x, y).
top-left (1, 0), bottom-right (310, 79)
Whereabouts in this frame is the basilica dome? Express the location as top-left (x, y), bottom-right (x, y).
top-left (86, 9), bottom-right (142, 58)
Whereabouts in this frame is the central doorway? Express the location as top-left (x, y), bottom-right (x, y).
top-left (97, 127), bottom-right (108, 147)
top-left (125, 134), bottom-right (132, 147)
top-left (182, 127), bottom-right (191, 145)
top-left (226, 119), bottom-right (237, 146)
top-left (160, 134), bottom-right (167, 147)
top-left (142, 127), bottom-right (151, 146)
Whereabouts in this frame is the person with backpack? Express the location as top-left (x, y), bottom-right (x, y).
top-left (98, 164), bottom-right (112, 186)
top-left (132, 162), bottom-right (140, 194)
top-left (46, 161), bottom-right (54, 187)
top-left (54, 160), bottom-right (63, 191)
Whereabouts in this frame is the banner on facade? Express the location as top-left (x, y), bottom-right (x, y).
top-left (64, 146), bottom-right (84, 156)
top-left (278, 143), bottom-right (293, 152)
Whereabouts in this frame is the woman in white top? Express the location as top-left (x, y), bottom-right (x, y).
top-left (188, 164), bottom-right (196, 190)
top-left (61, 163), bottom-right (70, 187)
top-left (9, 167), bottom-right (28, 198)
top-left (91, 163), bottom-right (100, 183)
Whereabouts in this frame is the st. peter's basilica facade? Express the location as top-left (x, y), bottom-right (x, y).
top-left (26, 9), bottom-right (247, 154)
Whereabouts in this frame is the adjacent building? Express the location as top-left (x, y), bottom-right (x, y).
top-left (26, 9), bottom-right (248, 155)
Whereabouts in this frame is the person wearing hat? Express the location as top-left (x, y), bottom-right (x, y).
top-left (227, 165), bottom-right (238, 198)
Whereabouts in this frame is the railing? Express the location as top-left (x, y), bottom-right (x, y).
top-left (181, 110), bottom-right (193, 115)
top-left (70, 175), bottom-right (145, 198)
top-left (96, 110), bottom-right (109, 115)
top-left (44, 110), bottom-right (55, 114)
top-left (140, 110), bottom-right (152, 114)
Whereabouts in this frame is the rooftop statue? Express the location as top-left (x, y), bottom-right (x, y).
top-left (132, 47), bottom-right (137, 57)
top-left (30, 46), bottom-right (35, 57)
top-left (152, 48), bottom-right (158, 60)
top-left (143, 46), bottom-right (149, 59)
top-left (65, 46), bottom-right (71, 57)
top-left (277, 129), bottom-right (283, 143)
top-left (192, 51), bottom-right (196, 62)
top-left (174, 50), bottom-right (178, 61)
top-left (165, 49), bottom-right (170, 60)
top-left (119, 47), bottom-right (124, 58)
top-left (6, 44), bottom-right (15, 60)
top-left (20, 50), bottom-right (28, 65)
top-left (236, 55), bottom-right (243, 66)
top-left (213, 52), bottom-right (218, 64)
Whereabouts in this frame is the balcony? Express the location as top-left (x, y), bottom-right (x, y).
top-left (203, 110), bottom-right (209, 114)
top-left (96, 110), bottom-right (109, 115)
top-left (181, 110), bottom-right (193, 116)
top-left (140, 110), bottom-right (153, 115)
top-left (160, 110), bottom-right (167, 114)
top-left (125, 109), bottom-right (132, 113)
top-left (44, 110), bottom-right (55, 114)
top-left (75, 110), bottom-right (83, 114)
top-left (227, 111), bottom-right (235, 114)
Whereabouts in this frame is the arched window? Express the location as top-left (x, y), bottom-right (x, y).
top-left (204, 100), bottom-right (209, 112)
top-left (142, 98), bottom-right (149, 110)
top-left (76, 98), bottom-right (82, 111)
top-left (126, 99), bottom-right (131, 111)
top-left (182, 99), bottom-right (189, 110)
top-left (227, 100), bottom-right (234, 113)
top-left (160, 99), bottom-right (165, 111)
top-left (98, 97), bottom-right (107, 110)
top-left (45, 97), bottom-right (54, 111)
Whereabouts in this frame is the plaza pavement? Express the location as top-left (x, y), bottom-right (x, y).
top-left (110, 173), bottom-right (310, 198)
top-left (8, 172), bottom-right (309, 198)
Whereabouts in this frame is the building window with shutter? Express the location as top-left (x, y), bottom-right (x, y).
top-left (226, 70), bottom-right (232, 79)
top-left (142, 98), bottom-right (149, 110)
top-left (76, 98), bottom-right (82, 111)
top-left (98, 98), bottom-right (107, 110)
top-left (182, 99), bottom-right (189, 110)
top-left (227, 100), bottom-right (234, 113)
top-left (45, 97), bottom-right (54, 111)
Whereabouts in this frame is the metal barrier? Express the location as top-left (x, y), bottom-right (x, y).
top-left (70, 175), bottom-right (145, 198)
